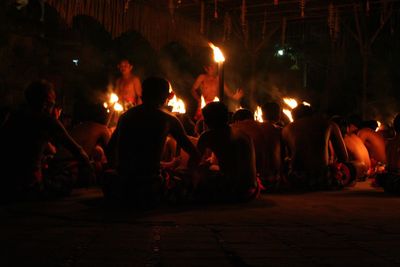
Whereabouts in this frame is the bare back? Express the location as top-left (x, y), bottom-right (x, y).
top-left (282, 116), bottom-right (348, 173)
top-left (357, 128), bottom-right (387, 163)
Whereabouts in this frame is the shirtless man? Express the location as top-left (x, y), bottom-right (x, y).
top-left (0, 80), bottom-right (92, 200)
top-left (104, 77), bottom-right (200, 206)
top-left (191, 64), bottom-right (243, 108)
top-left (196, 102), bottom-right (258, 202)
top-left (115, 59), bottom-right (142, 108)
top-left (357, 127), bottom-right (387, 168)
top-left (282, 105), bottom-right (349, 190)
top-left (332, 117), bottom-right (371, 179)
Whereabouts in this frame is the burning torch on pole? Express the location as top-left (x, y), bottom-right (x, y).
top-left (209, 43), bottom-right (225, 103)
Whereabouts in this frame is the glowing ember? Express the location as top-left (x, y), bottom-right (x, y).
top-left (254, 106), bottom-right (263, 122)
top-left (103, 102), bottom-right (108, 108)
top-left (209, 42), bottom-right (225, 63)
top-left (114, 102), bottom-right (123, 112)
top-left (376, 121), bottom-right (381, 132)
top-left (283, 98), bottom-right (298, 109)
top-left (302, 101), bottom-right (311, 107)
top-left (109, 93), bottom-right (119, 104)
top-left (213, 96), bottom-right (220, 102)
top-left (283, 108), bottom-right (293, 122)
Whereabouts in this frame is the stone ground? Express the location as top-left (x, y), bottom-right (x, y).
top-left (1, 181), bottom-right (400, 267)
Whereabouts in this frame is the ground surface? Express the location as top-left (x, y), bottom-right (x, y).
top-left (2, 181), bottom-right (400, 267)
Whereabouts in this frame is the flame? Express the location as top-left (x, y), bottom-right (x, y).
top-left (376, 121), bottom-right (381, 132)
top-left (302, 101), bottom-right (311, 107)
top-left (103, 102), bottom-right (108, 108)
top-left (113, 102), bottom-right (123, 112)
top-left (167, 84), bottom-right (186, 114)
top-left (283, 108), bottom-right (293, 122)
top-left (109, 93), bottom-right (119, 104)
top-left (200, 95), bottom-right (219, 109)
top-left (168, 94), bottom-right (186, 114)
top-left (254, 106), bottom-right (263, 122)
top-left (283, 98), bottom-right (298, 109)
top-left (209, 43), bottom-right (225, 63)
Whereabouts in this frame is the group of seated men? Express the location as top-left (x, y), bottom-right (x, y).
top-left (1, 77), bottom-right (400, 206)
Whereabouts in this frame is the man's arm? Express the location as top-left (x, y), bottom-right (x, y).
top-left (169, 115), bottom-right (200, 168)
top-left (330, 122), bottom-right (349, 162)
top-left (223, 84), bottom-right (244, 101)
top-left (191, 75), bottom-right (204, 102)
top-left (51, 119), bottom-right (91, 165)
top-left (133, 77), bottom-right (142, 105)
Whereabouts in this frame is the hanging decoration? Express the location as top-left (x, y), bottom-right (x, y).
top-left (328, 2), bottom-right (335, 38)
top-left (300, 0), bottom-right (305, 18)
top-left (223, 12), bottom-right (232, 41)
top-left (281, 17), bottom-right (287, 46)
top-left (39, 0), bottom-right (45, 22)
top-left (200, 0), bottom-right (205, 34)
top-left (214, 0), bottom-right (218, 19)
top-left (124, 0), bottom-right (131, 13)
top-left (262, 6), bottom-right (267, 39)
top-left (274, 0), bottom-right (279, 6)
top-left (334, 8), bottom-right (340, 41)
top-left (241, 0), bottom-right (247, 33)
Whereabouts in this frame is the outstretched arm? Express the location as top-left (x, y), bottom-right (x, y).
top-left (223, 83), bottom-right (244, 101)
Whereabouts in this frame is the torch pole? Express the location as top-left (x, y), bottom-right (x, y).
top-left (218, 62), bottom-right (224, 103)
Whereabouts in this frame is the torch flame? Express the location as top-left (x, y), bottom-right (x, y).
top-left (283, 108), bottom-right (294, 122)
top-left (168, 94), bottom-right (186, 114)
top-left (200, 95), bottom-right (220, 109)
top-left (283, 98), bottom-right (298, 109)
top-left (167, 83), bottom-right (186, 114)
top-left (254, 106), bottom-right (263, 122)
top-left (103, 102), bottom-right (108, 108)
top-left (113, 102), bottom-right (123, 112)
top-left (376, 121), bottom-right (381, 132)
top-left (110, 93), bottom-right (119, 104)
top-left (302, 101), bottom-right (311, 107)
top-left (209, 42), bottom-right (225, 63)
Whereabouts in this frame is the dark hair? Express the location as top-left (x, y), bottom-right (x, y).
top-left (292, 104), bottom-right (313, 120)
top-left (347, 114), bottom-right (362, 129)
top-left (331, 115), bottom-right (348, 136)
top-left (261, 101), bottom-right (281, 122)
top-left (361, 120), bottom-right (378, 131)
top-left (232, 108), bottom-right (253, 122)
top-left (24, 80), bottom-right (55, 108)
top-left (393, 113), bottom-right (400, 133)
top-left (141, 77), bottom-right (170, 106)
top-left (202, 102), bottom-right (229, 129)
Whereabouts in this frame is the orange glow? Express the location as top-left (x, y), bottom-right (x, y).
top-left (302, 101), bottom-right (311, 107)
top-left (209, 43), bottom-right (225, 63)
top-left (283, 98), bottom-right (298, 109)
top-left (201, 95), bottom-right (219, 109)
top-left (103, 102), bottom-right (108, 108)
top-left (254, 106), bottom-right (263, 122)
top-left (283, 108), bottom-right (293, 122)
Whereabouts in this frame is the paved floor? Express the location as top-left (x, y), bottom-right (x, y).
top-left (2, 181), bottom-right (400, 267)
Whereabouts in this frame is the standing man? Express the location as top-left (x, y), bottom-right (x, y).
top-left (115, 59), bottom-right (142, 109)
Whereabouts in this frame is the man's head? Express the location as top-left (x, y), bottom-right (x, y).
top-left (24, 80), bottom-right (56, 115)
top-left (232, 108), bottom-right (253, 122)
top-left (292, 104), bottom-right (313, 121)
top-left (204, 64), bottom-right (217, 76)
top-left (202, 101), bottom-right (229, 129)
top-left (141, 77), bottom-right (170, 107)
top-left (118, 59), bottom-right (133, 76)
top-left (261, 101), bottom-right (281, 122)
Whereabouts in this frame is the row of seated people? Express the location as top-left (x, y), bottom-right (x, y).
top-left (1, 78), bottom-right (399, 206)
